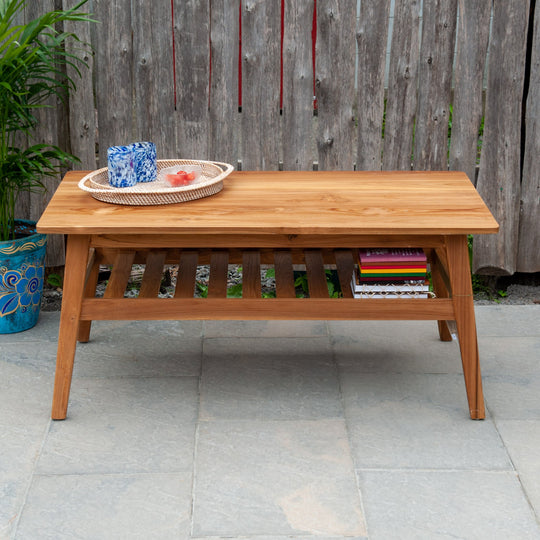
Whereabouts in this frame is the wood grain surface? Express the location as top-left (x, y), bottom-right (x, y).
top-left (37, 170), bottom-right (499, 236)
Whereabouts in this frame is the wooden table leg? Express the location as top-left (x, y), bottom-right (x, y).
top-left (51, 235), bottom-right (91, 420)
top-left (77, 248), bottom-right (100, 343)
top-left (428, 248), bottom-right (453, 342)
top-left (445, 235), bottom-right (485, 420)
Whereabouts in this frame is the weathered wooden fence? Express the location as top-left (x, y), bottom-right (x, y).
top-left (20, 0), bottom-right (539, 274)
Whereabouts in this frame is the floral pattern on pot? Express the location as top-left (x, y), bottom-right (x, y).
top-left (0, 263), bottom-right (44, 316)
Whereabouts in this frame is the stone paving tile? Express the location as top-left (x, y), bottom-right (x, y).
top-left (36, 377), bottom-right (199, 475)
top-left (73, 337), bottom-right (202, 379)
top-left (475, 305), bottom-right (540, 338)
top-left (483, 372), bottom-right (540, 421)
top-left (480, 336), bottom-right (540, 377)
top-left (193, 419), bottom-right (366, 537)
top-left (200, 337), bottom-right (341, 421)
top-left (358, 470), bottom-right (540, 539)
top-left (204, 320), bottom-right (328, 338)
top-left (0, 340), bottom-right (57, 374)
top-left (0, 312), bottom-right (60, 343)
top-left (73, 320), bottom-right (203, 377)
top-left (14, 473), bottom-right (192, 540)
top-left (0, 362), bottom-right (53, 539)
top-left (329, 320), bottom-right (463, 374)
top-left (340, 372), bottom-right (512, 470)
top-left (479, 334), bottom-right (540, 420)
top-left (0, 421), bottom-right (50, 540)
top-left (495, 420), bottom-right (540, 516)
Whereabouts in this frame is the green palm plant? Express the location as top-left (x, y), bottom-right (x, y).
top-left (0, 0), bottom-right (92, 241)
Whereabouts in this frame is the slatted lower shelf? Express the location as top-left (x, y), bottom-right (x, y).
top-left (81, 247), bottom-right (453, 322)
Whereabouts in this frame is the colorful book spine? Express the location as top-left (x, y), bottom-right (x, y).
top-left (358, 248), bottom-right (427, 264)
top-left (358, 248), bottom-right (427, 283)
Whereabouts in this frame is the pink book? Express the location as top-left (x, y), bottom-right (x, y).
top-left (359, 248), bottom-right (426, 264)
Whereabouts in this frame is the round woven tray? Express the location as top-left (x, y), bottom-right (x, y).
top-left (78, 159), bottom-right (234, 205)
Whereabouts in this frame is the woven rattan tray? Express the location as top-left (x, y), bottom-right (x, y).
top-left (78, 159), bottom-right (234, 205)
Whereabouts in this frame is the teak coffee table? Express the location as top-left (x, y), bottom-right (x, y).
top-left (37, 170), bottom-right (499, 420)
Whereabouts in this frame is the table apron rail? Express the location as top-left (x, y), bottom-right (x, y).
top-left (89, 234), bottom-right (448, 249)
top-left (79, 297), bottom-right (455, 321)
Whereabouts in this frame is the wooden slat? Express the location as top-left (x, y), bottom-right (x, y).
top-left (449, 0), bottom-right (491, 184)
top-left (103, 251), bottom-right (135, 298)
top-left (241, 0), bottom-right (281, 170)
top-left (315, 0), bottom-right (356, 170)
top-left (80, 297), bottom-right (456, 322)
top-left (282, 0), bottom-right (315, 170)
top-left (139, 251), bottom-right (167, 298)
top-left (175, 250), bottom-right (199, 298)
top-left (517, 4), bottom-right (540, 272)
top-left (474, 0), bottom-right (530, 275)
top-left (132, 2), bottom-right (176, 157)
top-left (208, 250), bottom-right (229, 298)
top-left (356, 0), bottom-right (391, 170)
top-left (382, 0), bottom-right (421, 170)
top-left (242, 250), bottom-right (261, 299)
top-left (209, 0), bottom-right (239, 164)
top-left (175, 0), bottom-right (210, 158)
top-left (334, 249), bottom-right (355, 299)
top-left (93, 0), bottom-right (133, 168)
top-left (414, 0), bottom-right (458, 170)
top-left (64, 0), bottom-right (97, 171)
top-left (274, 250), bottom-right (296, 298)
top-left (304, 249), bottom-right (328, 298)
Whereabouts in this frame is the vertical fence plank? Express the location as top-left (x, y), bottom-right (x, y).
top-left (209, 0), bottom-right (240, 165)
top-left (92, 0), bottom-right (133, 167)
top-left (12, 4), bottom-right (30, 223)
top-left (64, 0), bottom-right (97, 171)
top-left (282, 0), bottom-right (315, 170)
top-left (414, 0), bottom-right (458, 170)
top-left (474, 1), bottom-right (530, 275)
top-left (449, 0), bottom-right (491, 185)
top-left (315, 0), bottom-right (356, 170)
top-left (517, 3), bottom-right (540, 272)
top-left (25, 1), bottom-right (64, 266)
top-left (382, 0), bottom-right (421, 170)
top-left (132, 1), bottom-right (176, 158)
top-left (241, 0), bottom-right (281, 170)
top-left (175, 0), bottom-right (210, 159)
top-left (356, 0), bottom-right (391, 171)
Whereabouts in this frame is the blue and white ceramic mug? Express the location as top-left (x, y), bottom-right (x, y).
top-left (107, 145), bottom-right (136, 187)
top-left (131, 141), bottom-right (157, 183)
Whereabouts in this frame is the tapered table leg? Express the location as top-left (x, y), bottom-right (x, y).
top-left (77, 248), bottom-right (99, 343)
top-left (429, 248), bottom-right (453, 342)
top-left (445, 235), bottom-right (485, 420)
top-left (51, 235), bottom-right (91, 420)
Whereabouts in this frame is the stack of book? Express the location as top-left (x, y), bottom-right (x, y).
top-left (351, 248), bottom-right (430, 298)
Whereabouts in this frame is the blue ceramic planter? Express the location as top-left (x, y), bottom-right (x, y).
top-left (0, 220), bottom-right (47, 334)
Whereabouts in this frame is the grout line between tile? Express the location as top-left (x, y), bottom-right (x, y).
top-left (490, 415), bottom-right (540, 526)
top-left (331, 335), bottom-right (370, 539)
top-left (189, 350), bottom-right (203, 537)
top-left (10, 417), bottom-right (52, 539)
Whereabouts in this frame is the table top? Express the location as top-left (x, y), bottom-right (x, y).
top-left (37, 170), bottom-right (499, 236)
